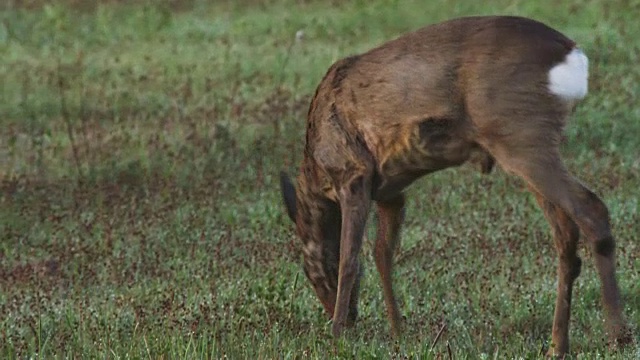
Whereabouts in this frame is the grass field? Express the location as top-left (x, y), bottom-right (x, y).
top-left (1, 0), bottom-right (639, 358)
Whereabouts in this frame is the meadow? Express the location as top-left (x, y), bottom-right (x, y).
top-left (1, 0), bottom-right (639, 358)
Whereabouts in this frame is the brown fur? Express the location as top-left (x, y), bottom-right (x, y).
top-left (280, 16), bottom-right (632, 357)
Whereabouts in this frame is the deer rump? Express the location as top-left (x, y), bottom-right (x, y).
top-left (280, 15), bottom-right (630, 357)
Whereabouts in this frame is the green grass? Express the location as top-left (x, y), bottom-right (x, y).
top-left (1, 0), bottom-right (639, 358)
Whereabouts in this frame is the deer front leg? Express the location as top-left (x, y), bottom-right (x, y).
top-left (332, 175), bottom-right (372, 337)
top-left (346, 260), bottom-right (364, 327)
top-left (375, 194), bottom-right (406, 337)
top-left (532, 190), bottom-right (581, 357)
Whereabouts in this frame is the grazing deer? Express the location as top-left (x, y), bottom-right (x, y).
top-left (279, 16), bottom-right (631, 356)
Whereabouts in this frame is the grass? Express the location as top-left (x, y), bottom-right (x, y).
top-left (1, 0), bottom-right (639, 358)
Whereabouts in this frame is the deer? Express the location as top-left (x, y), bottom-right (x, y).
top-left (279, 15), bottom-right (632, 357)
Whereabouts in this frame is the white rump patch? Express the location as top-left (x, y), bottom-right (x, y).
top-left (548, 48), bottom-right (589, 100)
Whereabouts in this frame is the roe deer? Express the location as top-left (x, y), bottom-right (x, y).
top-left (279, 15), bottom-right (632, 356)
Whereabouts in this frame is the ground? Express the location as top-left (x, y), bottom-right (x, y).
top-left (1, 0), bottom-right (639, 358)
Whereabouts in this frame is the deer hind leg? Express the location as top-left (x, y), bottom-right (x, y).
top-left (374, 194), bottom-right (406, 337)
top-left (531, 189), bottom-right (581, 356)
top-left (485, 139), bottom-right (630, 355)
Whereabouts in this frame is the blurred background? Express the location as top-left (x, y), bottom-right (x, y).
top-left (1, 0), bottom-right (638, 358)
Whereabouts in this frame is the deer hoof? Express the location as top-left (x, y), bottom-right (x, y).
top-left (545, 344), bottom-right (568, 359)
top-left (609, 326), bottom-right (634, 350)
top-left (332, 322), bottom-right (345, 337)
top-left (545, 350), bottom-right (567, 359)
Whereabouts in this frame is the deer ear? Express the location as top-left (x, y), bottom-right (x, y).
top-left (280, 171), bottom-right (297, 223)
